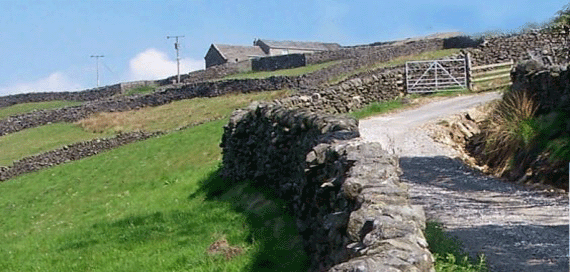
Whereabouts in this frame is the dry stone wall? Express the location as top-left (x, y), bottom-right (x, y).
top-left (221, 103), bottom-right (434, 271)
top-left (305, 38), bottom-right (445, 65)
top-left (0, 81), bottom-right (159, 108)
top-left (0, 131), bottom-right (161, 181)
top-left (511, 60), bottom-right (570, 114)
top-left (464, 26), bottom-right (569, 66)
top-left (251, 53), bottom-right (306, 71)
top-left (0, 84), bottom-right (123, 108)
top-left (278, 68), bottom-right (405, 114)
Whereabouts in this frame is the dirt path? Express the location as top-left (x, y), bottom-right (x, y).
top-left (359, 92), bottom-right (569, 272)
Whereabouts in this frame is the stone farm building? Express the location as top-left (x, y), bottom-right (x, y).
top-left (204, 39), bottom-right (342, 68)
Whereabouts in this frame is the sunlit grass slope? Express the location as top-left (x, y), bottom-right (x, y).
top-left (0, 100), bottom-right (83, 119)
top-left (0, 119), bottom-right (308, 272)
top-left (77, 90), bottom-right (291, 133)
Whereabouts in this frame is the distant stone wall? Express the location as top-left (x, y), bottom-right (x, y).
top-left (0, 131), bottom-right (161, 181)
top-left (119, 80), bottom-right (157, 91)
top-left (252, 53), bottom-right (306, 71)
top-left (279, 67), bottom-right (405, 114)
top-left (306, 38), bottom-right (446, 66)
top-left (0, 84), bottom-right (123, 108)
top-left (464, 26), bottom-right (569, 66)
top-left (221, 103), bottom-right (434, 271)
top-left (0, 80), bottom-right (160, 109)
top-left (0, 76), bottom-right (301, 136)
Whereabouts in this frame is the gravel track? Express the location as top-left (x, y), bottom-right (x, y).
top-left (359, 92), bottom-right (569, 271)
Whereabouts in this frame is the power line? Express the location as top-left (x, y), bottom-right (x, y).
top-left (167, 35), bottom-right (184, 84)
top-left (90, 55), bottom-right (104, 87)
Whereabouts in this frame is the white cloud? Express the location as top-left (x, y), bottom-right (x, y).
top-left (127, 48), bottom-right (204, 81)
top-left (0, 72), bottom-right (83, 96)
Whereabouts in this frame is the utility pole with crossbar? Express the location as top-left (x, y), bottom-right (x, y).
top-left (90, 55), bottom-right (104, 87)
top-left (167, 35), bottom-right (184, 84)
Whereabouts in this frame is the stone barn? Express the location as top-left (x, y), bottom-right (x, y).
top-left (204, 39), bottom-right (342, 68)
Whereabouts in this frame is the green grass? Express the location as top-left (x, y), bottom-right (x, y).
top-left (0, 100), bottom-right (83, 119)
top-left (124, 86), bottom-right (157, 96)
top-left (0, 123), bottom-right (113, 166)
top-left (219, 60), bottom-right (342, 80)
top-left (0, 119), bottom-right (308, 271)
top-left (77, 90), bottom-right (292, 133)
top-left (330, 48), bottom-right (462, 84)
top-left (425, 222), bottom-right (487, 272)
top-left (348, 98), bottom-right (408, 119)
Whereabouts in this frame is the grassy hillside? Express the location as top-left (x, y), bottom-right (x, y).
top-left (0, 120), bottom-right (308, 271)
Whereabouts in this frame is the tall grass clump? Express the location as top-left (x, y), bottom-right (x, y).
top-left (478, 90), bottom-right (538, 176)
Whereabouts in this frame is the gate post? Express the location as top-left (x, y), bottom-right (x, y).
top-left (465, 53), bottom-right (473, 90)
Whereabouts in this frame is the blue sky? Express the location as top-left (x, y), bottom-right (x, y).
top-left (0, 0), bottom-right (567, 95)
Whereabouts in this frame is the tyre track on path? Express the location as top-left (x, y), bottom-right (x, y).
top-left (359, 92), bottom-right (569, 271)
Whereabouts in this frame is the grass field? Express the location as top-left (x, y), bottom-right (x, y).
top-left (0, 120), bottom-right (308, 272)
top-left (0, 100), bottom-right (83, 119)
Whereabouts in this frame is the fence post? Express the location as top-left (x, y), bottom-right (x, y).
top-left (465, 53), bottom-right (473, 90)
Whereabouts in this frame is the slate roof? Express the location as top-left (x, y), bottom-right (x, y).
top-left (257, 40), bottom-right (342, 51)
top-left (212, 44), bottom-right (267, 61)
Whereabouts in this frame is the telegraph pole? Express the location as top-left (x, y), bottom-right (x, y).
top-left (90, 55), bottom-right (104, 87)
top-left (167, 35), bottom-right (184, 84)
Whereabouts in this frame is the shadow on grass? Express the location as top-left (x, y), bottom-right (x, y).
top-left (55, 166), bottom-right (309, 271)
top-left (191, 168), bottom-right (310, 271)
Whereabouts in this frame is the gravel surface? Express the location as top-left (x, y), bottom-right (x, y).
top-left (359, 92), bottom-right (569, 272)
